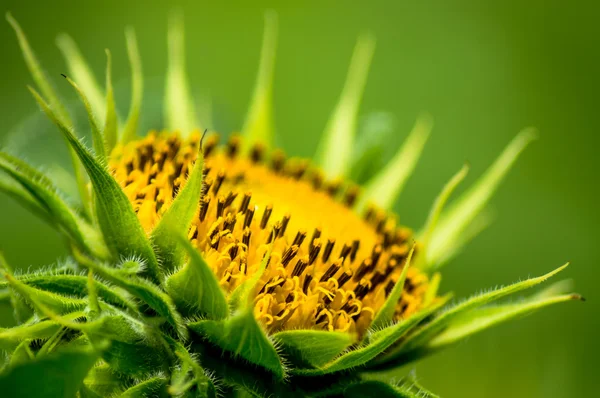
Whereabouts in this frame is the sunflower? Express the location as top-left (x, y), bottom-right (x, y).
top-left (0, 11), bottom-right (581, 398)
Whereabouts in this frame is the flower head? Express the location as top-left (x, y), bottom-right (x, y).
top-left (0, 11), bottom-right (581, 397)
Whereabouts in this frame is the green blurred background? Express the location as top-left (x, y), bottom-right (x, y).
top-left (0, 0), bottom-right (597, 396)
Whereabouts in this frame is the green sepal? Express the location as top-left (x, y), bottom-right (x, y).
top-left (242, 11), bottom-right (278, 151)
top-left (151, 142), bottom-right (203, 273)
top-left (0, 172), bottom-right (54, 225)
top-left (272, 329), bottom-right (354, 368)
top-left (6, 12), bottom-right (91, 214)
top-left (165, 235), bottom-right (227, 320)
top-left (165, 12), bottom-right (201, 136)
top-left (427, 129), bottom-right (536, 267)
top-left (9, 340), bottom-right (34, 366)
top-left (375, 263), bottom-right (569, 366)
top-left (357, 114), bottom-right (432, 211)
top-left (56, 34), bottom-right (105, 121)
top-left (293, 299), bottom-right (446, 376)
top-left (120, 376), bottom-right (169, 397)
top-left (74, 255), bottom-right (187, 340)
top-left (62, 75), bottom-right (106, 163)
top-left (0, 152), bottom-right (108, 259)
top-left (29, 87), bottom-right (160, 281)
top-left (188, 310), bottom-right (285, 380)
top-left (103, 49), bottom-right (119, 154)
top-left (0, 344), bottom-right (102, 398)
top-left (29, 298), bottom-right (174, 379)
top-left (121, 28), bottom-right (143, 143)
top-left (0, 315), bottom-right (76, 350)
top-left (349, 112), bottom-right (396, 185)
top-left (426, 292), bottom-right (582, 353)
top-left (5, 274), bottom-right (87, 315)
top-left (343, 380), bottom-right (438, 398)
top-left (371, 247), bottom-right (414, 329)
top-left (315, 33), bottom-right (375, 179)
top-left (164, 335), bottom-right (217, 397)
top-left (228, 242), bottom-right (272, 311)
top-left (0, 273), bottom-right (135, 312)
top-left (82, 363), bottom-right (126, 397)
top-left (417, 164), bottom-right (469, 270)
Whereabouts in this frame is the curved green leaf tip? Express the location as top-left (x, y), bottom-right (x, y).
top-left (56, 33), bottom-right (105, 120)
top-left (165, 232), bottom-right (228, 320)
top-left (7, 12), bottom-right (91, 212)
top-left (315, 32), bottom-right (376, 179)
top-left (273, 329), bottom-right (353, 368)
top-left (427, 128), bottom-right (537, 267)
top-left (121, 27), bottom-right (143, 144)
top-left (383, 263), bottom-right (570, 362)
top-left (417, 163), bottom-right (469, 270)
top-left (165, 11), bottom-right (201, 136)
top-left (29, 87), bottom-right (160, 281)
top-left (62, 75), bottom-right (106, 163)
top-left (189, 310), bottom-right (285, 380)
top-left (242, 10), bottom-right (278, 151)
top-left (371, 246), bottom-right (415, 329)
top-left (151, 132), bottom-right (204, 272)
top-left (357, 113), bottom-right (432, 211)
top-left (103, 49), bottom-right (119, 154)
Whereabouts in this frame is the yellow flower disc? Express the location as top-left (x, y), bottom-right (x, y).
top-left (110, 131), bottom-right (430, 336)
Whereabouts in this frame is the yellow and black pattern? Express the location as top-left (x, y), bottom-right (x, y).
top-left (110, 132), bottom-right (429, 337)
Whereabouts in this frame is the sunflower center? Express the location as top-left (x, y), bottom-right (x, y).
top-left (110, 131), bottom-right (430, 336)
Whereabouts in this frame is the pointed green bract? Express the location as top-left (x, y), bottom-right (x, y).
top-left (0, 313), bottom-right (83, 350)
top-left (166, 336), bottom-right (217, 397)
top-left (87, 315), bottom-right (173, 378)
top-left (29, 87), bottom-right (160, 281)
top-left (344, 380), bottom-right (439, 398)
top-left (315, 33), bottom-right (375, 179)
top-left (86, 270), bottom-right (100, 317)
top-left (6, 13), bottom-right (70, 124)
top-left (0, 344), bottom-right (102, 398)
top-left (103, 49), bottom-right (119, 154)
top-left (6, 12), bottom-right (91, 212)
top-left (273, 329), bottom-right (353, 368)
top-left (56, 34), bottom-right (106, 120)
top-left (165, 235), bottom-right (228, 320)
top-left (63, 75), bottom-right (106, 163)
top-left (427, 293), bottom-right (581, 352)
top-left (9, 341), bottom-right (34, 366)
top-left (357, 114), bottom-right (432, 211)
top-left (0, 273), bottom-right (134, 311)
top-left (5, 274), bottom-right (87, 315)
top-left (349, 112), bottom-right (396, 184)
top-left (165, 12), bottom-right (200, 136)
top-left (228, 242), bottom-right (273, 311)
top-left (82, 364), bottom-right (122, 397)
top-left (0, 171), bottom-right (54, 226)
top-left (120, 376), bottom-right (169, 397)
top-left (242, 11), bottom-right (278, 151)
top-left (121, 28), bottom-right (143, 143)
top-left (151, 143), bottom-right (203, 273)
top-left (74, 255), bottom-right (187, 340)
top-left (294, 300), bottom-right (444, 376)
top-left (189, 310), bottom-right (285, 380)
top-left (435, 209), bottom-right (494, 267)
top-left (391, 263), bottom-right (568, 356)
top-left (0, 152), bottom-right (107, 258)
top-left (427, 129), bottom-right (536, 267)
top-left (417, 164), bottom-right (469, 269)
top-left (371, 247), bottom-right (414, 329)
